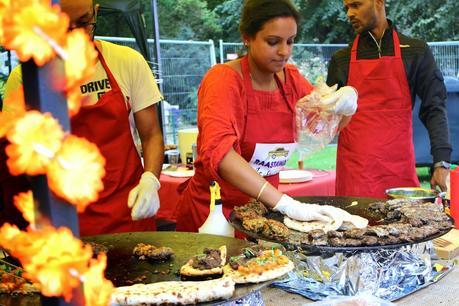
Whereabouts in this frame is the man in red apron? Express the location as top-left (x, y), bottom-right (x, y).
top-left (328, 0), bottom-right (451, 198)
top-left (2, 0), bottom-right (164, 236)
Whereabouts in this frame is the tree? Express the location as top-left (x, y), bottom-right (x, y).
top-left (296, 0), bottom-right (354, 43)
top-left (96, 0), bottom-right (222, 41)
top-left (387, 0), bottom-right (459, 41)
top-left (213, 0), bottom-right (243, 42)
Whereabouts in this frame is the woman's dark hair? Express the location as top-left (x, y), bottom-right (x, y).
top-left (239, 0), bottom-right (300, 38)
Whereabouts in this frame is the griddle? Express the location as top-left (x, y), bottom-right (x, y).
top-left (1, 232), bottom-right (274, 305)
top-left (83, 231), bottom-right (271, 305)
top-left (229, 196), bottom-right (453, 254)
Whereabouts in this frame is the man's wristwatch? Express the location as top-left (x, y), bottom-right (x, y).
top-left (433, 161), bottom-right (451, 169)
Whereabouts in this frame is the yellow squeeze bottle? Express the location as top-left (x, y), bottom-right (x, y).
top-left (198, 181), bottom-right (235, 237)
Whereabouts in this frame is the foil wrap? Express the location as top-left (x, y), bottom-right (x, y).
top-left (272, 242), bottom-right (453, 301)
top-left (223, 290), bottom-right (264, 306)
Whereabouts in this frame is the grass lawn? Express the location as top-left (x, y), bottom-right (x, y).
top-left (287, 145), bottom-right (432, 189)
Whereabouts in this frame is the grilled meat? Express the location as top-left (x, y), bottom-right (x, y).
top-left (191, 248), bottom-right (222, 270)
top-left (242, 217), bottom-right (267, 233)
top-left (262, 219), bottom-right (289, 240)
top-left (133, 243), bottom-right (174, 261)
top-left (234, 200), bottom-right (268, 221)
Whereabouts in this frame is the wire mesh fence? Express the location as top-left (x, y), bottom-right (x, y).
top-left (2, 38), bottom-right (458, 145)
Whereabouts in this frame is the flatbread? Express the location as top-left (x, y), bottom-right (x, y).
top-left (180, 246), bottom-right (226, 276)
top-left (110, 277), bottom-right (235, 305)
top-left (283, 212), bottom-right (368, 233)
top-left (283, 216), bottom-right (338, 232)
top-left (223, 260), bottom-right (294, 284)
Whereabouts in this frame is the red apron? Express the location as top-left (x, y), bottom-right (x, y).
top-left (336, 31), bottom-right (419, 198)
top-left (176, 56), bottom-right (297, 233)
top-left (71, 49), bottom-right (156, 236)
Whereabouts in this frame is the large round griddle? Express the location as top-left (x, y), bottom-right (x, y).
top-left (82, 231), bottom-right (272, 305)
top-left (230, 196), bottom-right (453, 254)
top-left (0, 232), bottom-right (274, 305)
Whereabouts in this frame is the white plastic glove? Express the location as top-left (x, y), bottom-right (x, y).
top-left (127, 171), bottom-right (161, 221)
top-left (273, 195), bottom-right (345, 228)
top-left (321, 86), bottom-right (358, 116)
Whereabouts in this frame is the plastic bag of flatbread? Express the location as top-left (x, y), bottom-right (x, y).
top-left (296, 78), bottom-right (341, 160)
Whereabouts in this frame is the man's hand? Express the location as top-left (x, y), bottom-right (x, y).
top-left (321, 86), bottom-right (358, 116)
top-left (127, 171), bottom-right (161, 220)
top-left (430, 167), bottom-right (449, 192)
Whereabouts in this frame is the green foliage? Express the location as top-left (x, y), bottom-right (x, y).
top-left (213, 0), bottom-right (243, 42)
top-left (96, 0), bottom-right (457, 43)
top-left (387, 0), bottom-right (459, 41)
top-left (96, 0), bottom-right (222, 41)
top-left (296, 0), bottom-right (354, 43)
top-left (154, 0), bottom-right (222, 40)
top-left (297, 0), bottom-right (458, 43)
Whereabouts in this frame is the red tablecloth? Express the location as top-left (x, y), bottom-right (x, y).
top-left (156, 169), bottom-right (336, 222)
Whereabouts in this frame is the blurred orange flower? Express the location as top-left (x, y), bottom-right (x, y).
top-left (13, 191), bottom-right (36, 225)
top-left (0, 224), bottom-right (95, 301)
top-left (2, 1), bottom-right (69, 66)
top-left (0, 86), bottom-right (26, 138)
top-left (47, 136), bottom-right (105, 211)
top-left (83, 254), bottom-right (114, 306)
top-left (66, 86), bottom-right (91, 117)
top-left (65, 29), bottom-right (97, 90)
top-left (0, 0), bottom-right (11, 44)
top-left (6, 111), bottom-right (64, 176)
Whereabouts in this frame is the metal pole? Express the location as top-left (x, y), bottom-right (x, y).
top-left (21, 1), bottom-right (83, 304)
top-left (209, 39), bottom-right (216, 66)
top-left (150, 0), bottom-right (166, 140)
top-left (219, 40), bottom-right (224, 64)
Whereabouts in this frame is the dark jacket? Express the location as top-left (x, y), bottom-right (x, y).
top-left (327, 20), bottom-right (452, 163)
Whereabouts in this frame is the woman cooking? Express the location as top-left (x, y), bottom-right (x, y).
top-left (176, 0), bottom-right (358, 232)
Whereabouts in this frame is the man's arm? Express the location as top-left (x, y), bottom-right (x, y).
top-left (326, 51), bottom-right (349, 88)
top-left (134, 104), bottom-right (164, 178)
top-left (415, 44), bottom-right (452, 190)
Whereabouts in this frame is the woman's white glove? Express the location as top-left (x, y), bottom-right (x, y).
top-left (321, 86), bottom-right (358, 116)
top-left (273, 195), bottom-right (344, 227)
top-left (127, 171), bottom-right (161, 220)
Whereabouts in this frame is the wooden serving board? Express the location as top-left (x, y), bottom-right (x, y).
top-left (434, 229), bottom-right (459, 259)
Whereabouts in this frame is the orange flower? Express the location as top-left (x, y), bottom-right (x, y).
top-left (25, 227), bottom-right (92, 301)
top-left (0, 86), bottom-right (26, 138)
top-left (65, 29), bottom-right (97, 90)
top-left (66, 86), bottom-right (90, 117)
top-left (83, 254), bottom-right (114, 306)
top-left (0, 0), bottom-right (11, 44)
top-left (0, 223), bottom-right (45, 264)
top-left (13, 191), bottom-right (36, 225)
top-left (47, 136), bottom-right (105, 211)
top-left (6, 111), bottom-right (64, 176)
top-left (2, 1), bottom-right (69, 66)
top-left (0, 224), bottom-right (94, 301)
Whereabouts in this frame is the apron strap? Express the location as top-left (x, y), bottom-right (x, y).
top-left (241, 55), bottom-right (255, 93)
top-left (95, 43), bottom-right (122, 93)
top-left (350, 34), bottom-right (360, 62)
top-left (392, 30), bottom-right (402, 58)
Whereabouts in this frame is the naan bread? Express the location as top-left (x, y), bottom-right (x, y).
top-left (110, 277), bottom-right (235, 305)
top-left (284, 216), bottom-right (338, 232)
top-left (223, 260), bottom-right (294, 284)
top-left (284, 212), bottom-right (368, 233)
top-left (180, 246), bottom-right (226, 276)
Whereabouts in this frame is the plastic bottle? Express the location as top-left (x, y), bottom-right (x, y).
top-left (198, 181), bottom-right (235, 237)
top-left (446, 164), bottom-right (457, 201)
top-left (450, 166), bottom-right (459, 228)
